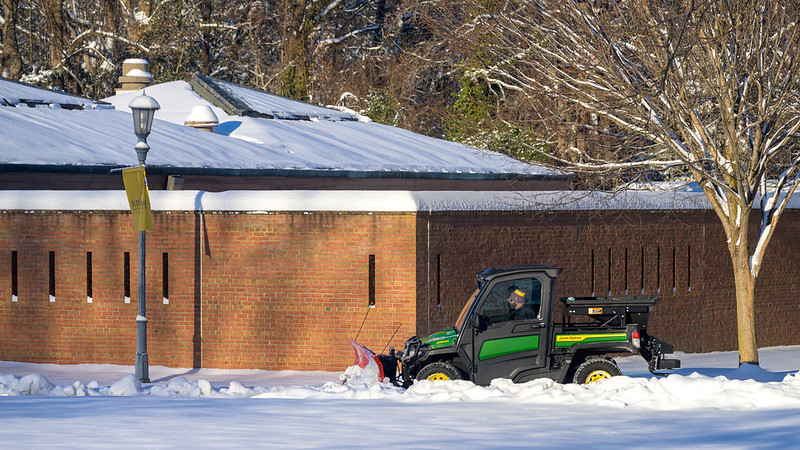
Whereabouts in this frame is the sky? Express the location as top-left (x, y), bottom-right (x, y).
top-left (2, 345), bottom-right (800, 449)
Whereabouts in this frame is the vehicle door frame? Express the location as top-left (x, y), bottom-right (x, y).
top-left (456, 271), bottom-right (553, 384)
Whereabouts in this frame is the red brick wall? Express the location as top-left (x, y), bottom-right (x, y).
top-left (2, 206), bottom-right (800, 372)
top-left (197, 212), bottom-right (416, 370)
top-left (0, 211), bottom-right (200, 366)
top-left (0, 211), bottom-right (417, 371)
top-left (416, 209), bottom-right (800, 353)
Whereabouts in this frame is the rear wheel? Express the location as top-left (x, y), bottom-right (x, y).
top-left (416, 362), bottom-right (463, 381)
top-left (573, 358), bottom-right (621, 384)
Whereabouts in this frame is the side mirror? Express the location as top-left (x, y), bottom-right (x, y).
top-left (472, 314), bottom-right (488, 331)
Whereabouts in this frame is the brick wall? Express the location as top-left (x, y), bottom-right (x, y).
top-left (197, 212), bottom-right (416, 370)
top-left (2, 206), bottom-right (800, 372)
top-left (0, 210), bottom-right (417, 371)
top-left (0, 212), bottom-right (127, 363)
top-left (416, 209), bottom-right (800, 353)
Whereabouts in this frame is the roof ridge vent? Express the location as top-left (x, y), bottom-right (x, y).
top-left (184, 105), bottom-right (219, 132)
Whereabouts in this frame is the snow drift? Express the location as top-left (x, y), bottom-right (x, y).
top-left (3, 360), bottom-right (800, 411)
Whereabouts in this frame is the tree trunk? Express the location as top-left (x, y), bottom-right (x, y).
top-left (280, 0), bottom-right (311, 99)
top-left (199, 0), bottom-right (213, 74)
top-left (1, 0), bottom-right (23, 79)
top-left (102, 0), bottom-right (119, 53)
top-left (43, 0), bottom-right (67, 68)
top-left (729, 226), bottom-right (759, 365)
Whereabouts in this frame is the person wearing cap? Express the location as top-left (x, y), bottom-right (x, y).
top-left (504, 288), bottom-right (537, 321)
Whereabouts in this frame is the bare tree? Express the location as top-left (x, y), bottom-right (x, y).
top-left (0, 0), bottom-right (24, 79)
top-left (0, 0), bottom-right (150, 95)
top-left (437, 0), bottom-right (800, 365)
top-left (1, 0), bottom-right (452, 134)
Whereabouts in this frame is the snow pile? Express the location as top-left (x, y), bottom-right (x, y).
top-left (402, 371), bottom-right (800, 410)
top-left (254, 378), bottom-right (402, 400)
top-left (3, 362), bottom-right (800, 411)
top-left (2, 352), bottom-right (800, 448)
top-left (109, 375), bottom-right (142, 396)
top-left (255, 361), bottom-right (404, 400)
top-left (0, 373), bottom-right (54, 396)
top-left (0, 372), bottom-right (265, 398)
top-left (339, 358), bottom-right (381, 385)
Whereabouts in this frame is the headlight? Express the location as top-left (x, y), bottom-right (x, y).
top-left (403, 338), bottom-right (421, 360)
top-left (405, 343), bottom-right (417, 358)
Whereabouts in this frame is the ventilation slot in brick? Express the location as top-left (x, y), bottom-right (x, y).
top-left (623, 248), bottom-right (629, 295)
top-left (436, 253), bottom-right (441, 308)
top-left (607, 248), bottom-right (612, 296)
top-left (590, 249), bottom-right (595, 296)
top-left (672, 247), bottom-right (677, 293)
top-left (124, 252), bottom-right (131, 304)
top-left (49, 251), bottom-right (56, 302)
top-left (368, 254), bottom-right (376, 308)
top-left (87, 252), bottom-right (93, 303)
top-left (687, 245), bottom-right (692, 292)
top-left (656, 246), bottom-right (661, 294)
top-left (11, 251), bottom-right (18, 302)
top-left (162, 252), bottom-right (169, 305)
top-left (640, 247), bottom-right (645, 294)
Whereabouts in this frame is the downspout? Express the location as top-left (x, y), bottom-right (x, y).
top-left (426, 207), bottom-right (431, 336)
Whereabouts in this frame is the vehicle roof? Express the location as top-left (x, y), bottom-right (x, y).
top-left (477, 265), bottom-right (563, 281)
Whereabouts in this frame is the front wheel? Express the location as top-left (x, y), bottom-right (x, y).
top-left (416, 362), bottom-right (463, 381)
top-left (573, 358), bottom-right (621, 384)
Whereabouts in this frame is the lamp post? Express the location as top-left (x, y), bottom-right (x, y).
top-left (128, 93), bottom-right (160, 383)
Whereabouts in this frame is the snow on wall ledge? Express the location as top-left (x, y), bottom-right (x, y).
top-left (0, 189), bottom-right (758, 212)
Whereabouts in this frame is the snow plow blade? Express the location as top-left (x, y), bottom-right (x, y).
top-left (349, 340), bottom-right (385, 381)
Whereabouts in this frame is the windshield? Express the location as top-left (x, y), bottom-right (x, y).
top-left (454, 288), bottom-right (479, 332)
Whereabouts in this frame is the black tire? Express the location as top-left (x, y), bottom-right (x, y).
top-left (416, 362), bottom-right (463, 381)
top-left (572, 358), bottom-right (621, 384)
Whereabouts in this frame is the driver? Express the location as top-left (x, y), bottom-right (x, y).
top-left (505, 289), bottom-right (537, 320)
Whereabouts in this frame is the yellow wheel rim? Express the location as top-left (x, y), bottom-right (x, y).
top-left (426, 373), bottom-right (451, 381)
top-left (585, 370), bottom-right (611, 383)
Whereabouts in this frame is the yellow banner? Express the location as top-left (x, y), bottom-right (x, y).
top-left (122, 166), bottom-right (153, 231)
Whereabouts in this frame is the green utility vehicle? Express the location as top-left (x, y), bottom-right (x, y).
top-left (360, 265), bottom-right (680, 386)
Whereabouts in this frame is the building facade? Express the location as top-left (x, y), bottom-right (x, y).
top-left (1, 192), bottom-right (799, 371)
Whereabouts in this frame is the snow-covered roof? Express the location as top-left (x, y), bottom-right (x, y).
top-left (191, 75), bottom-right (359, 121)
top-left (0, 94), bottom-right (285, 170)
top-left (0, 76), bottom-right (564, 180)
top-left (0, 78), bottom-right (102, 110)
top-left (0, 78), bottom-right (562, 179)
top-left (102, 78), bottom-right (563, 179)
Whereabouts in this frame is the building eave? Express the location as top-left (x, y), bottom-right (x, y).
top-left (0, 163), bottom-right (571, 181)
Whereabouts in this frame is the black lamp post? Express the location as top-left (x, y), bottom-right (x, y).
top-left (128, 92), bottom-right (160, 383)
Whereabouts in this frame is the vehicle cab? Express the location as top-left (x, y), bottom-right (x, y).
top-left (400, 266), bottom-right (562, 385)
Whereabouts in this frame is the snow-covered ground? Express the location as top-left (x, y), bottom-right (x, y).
top-left (2, 346), bottom-right (800, 448)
